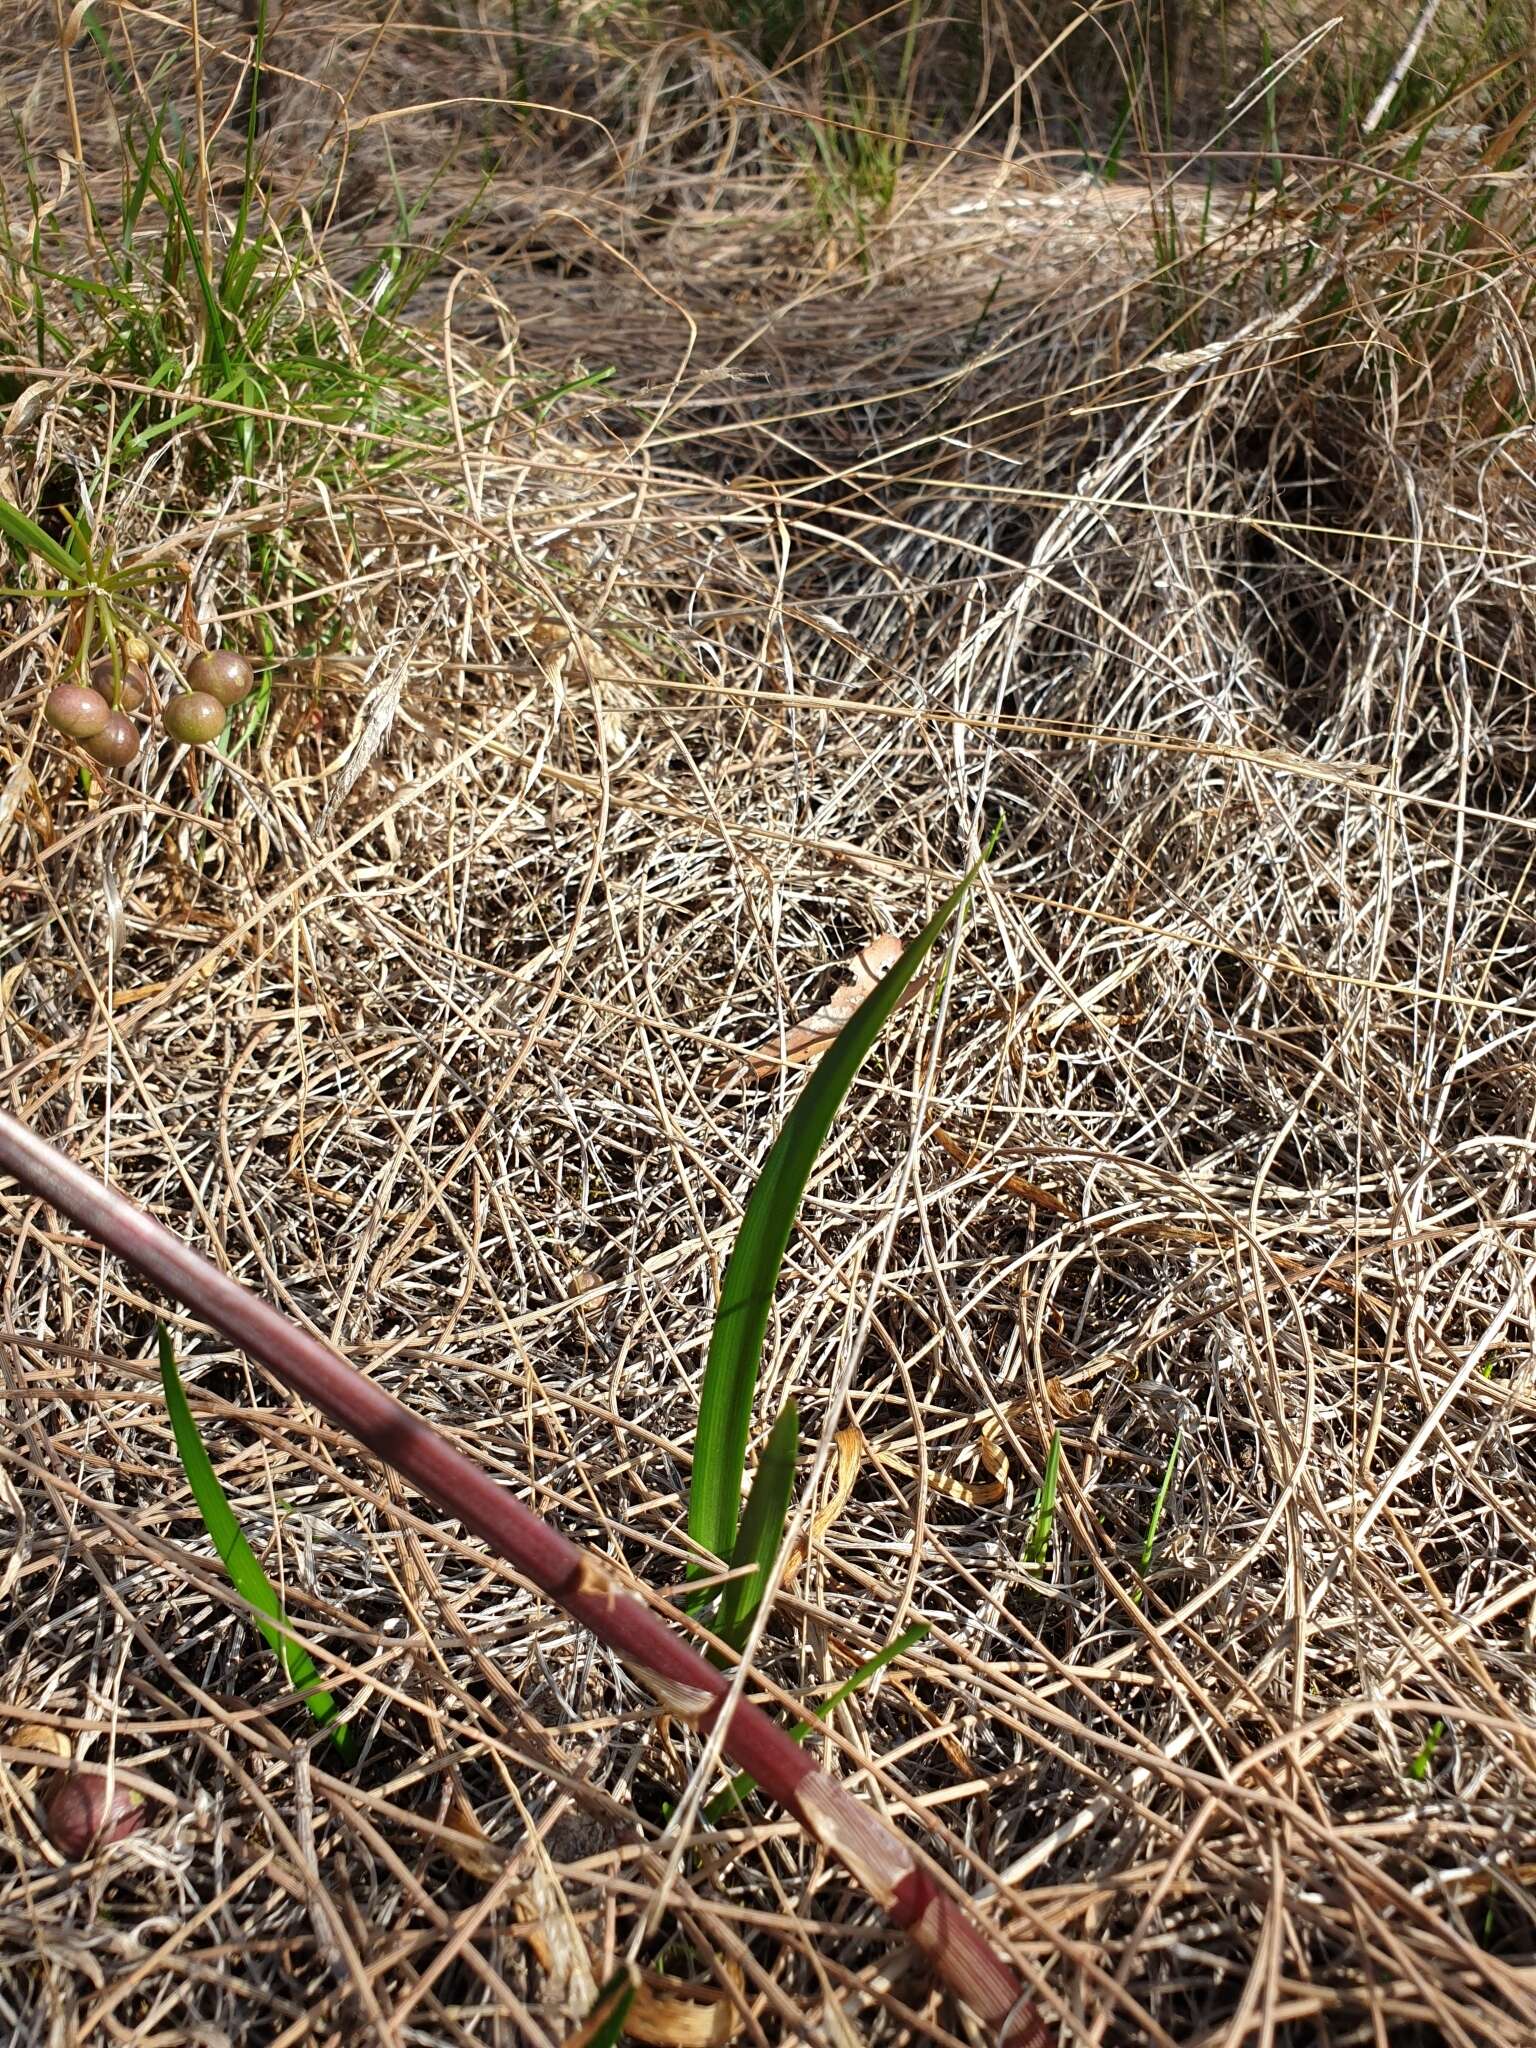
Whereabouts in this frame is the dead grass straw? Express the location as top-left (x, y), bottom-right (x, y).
top-left (3, 3), bottom-right (1536, 2045)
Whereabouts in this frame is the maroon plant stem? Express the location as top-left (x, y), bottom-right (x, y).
top-left (0, 1107), bottom-right (1051, 2047)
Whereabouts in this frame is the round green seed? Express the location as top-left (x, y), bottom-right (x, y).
top-left (161, 691), bottom-right (227, 746)
top-left (185, 649), bottom-right (254, 708)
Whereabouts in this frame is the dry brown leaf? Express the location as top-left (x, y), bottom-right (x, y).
top-left (740, 934), bottom-right (905, 1081)
top-left (784, 1427), bottom-right (863, 1580)
top-left (3, 1722), bottom-right (72, 1789)
top-left (875, 1386), bottom-right (1094, 1508)
top-left (1, 377), bottom-right (55, 439)
top-left (624, 1962), bottom-right (745, 2047)
top-left (1044, 1378), bottom-right (1093, 1421)
top-left (110, 947), bottom-right (225, 1011)
top-left (518, 1851), bottom-right (588, 2000)
top-left (875, 1436), bottom-right (1007, 1507)
top-left (557, 1966), bottom-right (638, 2048)
top-left (0, 761), bottom-right (47, 864)
top-left (440, 1786), bottom-right (502, 1882)
top-left (931, 1128), bottom-right (1077, 1217)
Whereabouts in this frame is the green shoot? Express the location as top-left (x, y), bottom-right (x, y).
top-left (222, 0), bottom-right (270, 308)
top-left (1025, 1430), bottom-right (1063, 1569)
top-left (706, 1623), bottom-right (930, 1823)
top-left (1134, 1427), bottom-right (1182, 1603)
top-left (687, 854), bottom-right (988, 1594)
top-left (714, 1399), bottom-right (798, 1655)
top-left (158, 1326), bottom-right (354, 1760)
top-left (1409, 1719), bottom-right (1446, 1783)
top-left (518, 364), bottom-right (617, 423)
top-left (0, 1115), bottom-right (1038, 2038)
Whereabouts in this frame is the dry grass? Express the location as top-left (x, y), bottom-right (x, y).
top-left (3, 3), bottom-right (1536, 2044)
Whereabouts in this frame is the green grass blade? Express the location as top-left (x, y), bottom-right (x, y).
top-left (157, 1325), bottom-right (354, 1759)
top-left (715, 1399), bottom-right (798, 1652)
top-left (688, 855), bottom-right (985, 1582)
top-left (0, 492), bottom-right (87, 582)
top-left (222, 0), bottom-right (269, 306)
top-left (142, 126), bottom-right (230, 381)
top-left (1408, 1718), bottom-right (1446, 1783)
top-left (705, 1623), bottom-right (930, 1823)
top-left (1139, 1427), bottom-right (1181, 1584)
top-left (1025, 1429), bottom-right (1063, 1568)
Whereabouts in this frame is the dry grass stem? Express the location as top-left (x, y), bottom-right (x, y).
top-left (3, 3), bottom-right (1535, 2044)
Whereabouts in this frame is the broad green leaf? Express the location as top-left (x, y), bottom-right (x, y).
top-left (158, 1325), bottom-right (354, 1759)
top-left (714, 1399), bottom-right (798, 1653)
top-left (705, 1623), bottom-right (930, 1822)
top-left (688, 856), bottom-right (985, 1583)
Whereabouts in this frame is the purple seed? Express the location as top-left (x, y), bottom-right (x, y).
top-left (44, 684), bottom-right (111, 740)
top-left (82, 712), bottom-right (140, 769)
top-left (161, 692), bottom-right (227, 746)
top-left (44, 1772), bottom-right (146, 1858)
top-left (186, 649), bottom-right (254, 708)
top-left (88, 655), bottom-right (148, 711)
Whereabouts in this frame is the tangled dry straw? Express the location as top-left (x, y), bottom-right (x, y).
top-left (3, 3), bottom-right (1536, 2044)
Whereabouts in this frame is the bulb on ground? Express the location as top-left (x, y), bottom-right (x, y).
top-left (44, 1772), bottom-right (146, 1858)
top-left (44, 684), bottom-right (110, 739)
top-left (186, 649), bottom-right (254, 707)
top-left (82, 712), bottom-right (139, 769)
top-left (161, 692), bottom-right (226, 746)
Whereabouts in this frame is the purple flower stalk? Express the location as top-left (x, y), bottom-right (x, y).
top-left (0, 1107), bottom-right (1050, 2047)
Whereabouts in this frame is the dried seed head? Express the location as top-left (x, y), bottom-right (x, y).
top-left (186, 649), bottom-right (254, 707)
top-left (82, 712), bottom-right (140, 769)
top-left (44, 684), bottom-right (110, 739)
top-left (161, 691), bottom-right (226, 746)
top-left (44, 1772), bottom-right (146, 1858)
top-left (88, 656), bottom-right (148, 712)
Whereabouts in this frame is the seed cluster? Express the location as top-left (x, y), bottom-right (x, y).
top-left (43, 643), bottom-right (256, 770)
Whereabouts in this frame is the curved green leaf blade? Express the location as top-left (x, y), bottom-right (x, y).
top-left (688, 856), bottom-right (985, 1584)
top-left (158, 1325), bottom-right (354, 1759)
top-left (706, 1622), bottom-right (930, 1822)
top-left (0, 492), bottom-right (87, 583)
top-left (715, 1398), bottom-right (798, 1653)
